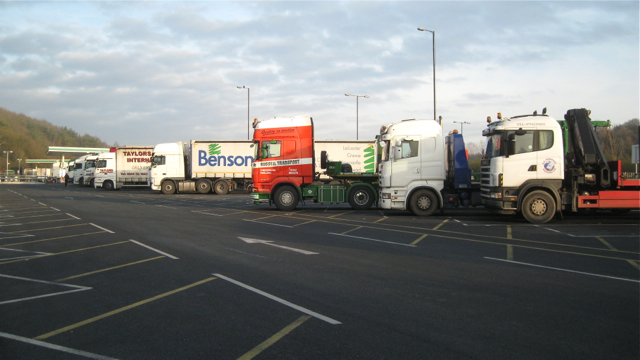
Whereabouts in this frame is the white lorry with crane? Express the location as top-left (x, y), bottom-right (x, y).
top-left (481, 108), bottom-right (639, 223)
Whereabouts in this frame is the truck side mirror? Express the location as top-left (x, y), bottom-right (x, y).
top-left (506, 134), bottom-right (517, 157)
top-left (394, 146), bottom-right (402, 161)
top-left (320, 151), bottom-right (328, 169)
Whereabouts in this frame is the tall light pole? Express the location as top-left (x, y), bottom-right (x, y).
top-left (345, 93), bottom-right (369, 140)
top-left (417, 27), bottom-right (436, 122)
top-left (453, 121), bottom-right (470, 134)
top-left (237, 86), bottom-right (250, 140)
top-left (3, 150), bottom-right (12, 175)
top-left (17, 158), bottom-right (22, 176)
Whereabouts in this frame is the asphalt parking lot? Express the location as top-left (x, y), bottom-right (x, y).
top-left (1, 183), bottom-right (638, 359)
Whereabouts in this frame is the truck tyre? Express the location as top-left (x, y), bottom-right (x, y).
top-left (103, 180), bottom-right (114, 191)
top-left (161, 180), bottom-right (176, 195)
top-left (408, 189), bottom-right (438, 216)
top-left (274, 185), bottom-right (298, 211)
top-left (90, 178), bottom-right (95, 188)
top-left (79, 177), bottom-right (84, 186)
top-left (214, 180), bottom-right (229, 195)
top-left (521, 190), bottom-right (556, 224)
top-left (349, 186), bottom-right (374, 210)
top-left (196, 179), bottom-right (212, 194)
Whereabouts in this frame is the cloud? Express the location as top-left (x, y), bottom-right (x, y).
top-left (0, 1), bottom-right (637, 147)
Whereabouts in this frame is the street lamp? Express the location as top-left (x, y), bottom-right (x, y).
top-left (453, 121), bottom-right (470, 134)
top-left (237, 86), bottom-right (250, 140)
top-left (17, 159), bottom-right (21, 176)
top-left (345, 93), bottom-right (369, 140)
top-left (3, 151), bottom-right (12, 175)
top-left (417, 27), bottom-right (436, 122)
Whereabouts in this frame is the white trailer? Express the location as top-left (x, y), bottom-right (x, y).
top-left (151, 140), bottom-right (254, 194)
top-left (314, 140), bottom-right (376, 176)
top-left (94, 146), bottom-right (153, 190)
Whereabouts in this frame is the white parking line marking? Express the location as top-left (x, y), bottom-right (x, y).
top-left (0, 332), bottom-right (118, 360)
top-left (484, 257), bottom-right (640, 283)
top-left (214, 273), bottom-right (341, 325)
top-left (243, 219), bottom-right (293, 228)
top-left (130, 240), bottom-right (178, 259)
top-left (89, 223), bottom-right (114, 233)
top-left (0, 273), bottom-right (92, 305)
top-left (328, 232), bottom-right (416, 247)
top-left (192, 210), bottom-right (223, 216)
top-left (50, 207), bottom-right (60, 212)
top-left (66, 213), bottom-right (80, 220)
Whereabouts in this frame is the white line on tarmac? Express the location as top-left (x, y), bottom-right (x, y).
top-left (66, 213), bottom-right (80, 220)
top-left (213, 273), bottom-right (341, 325)
top-left (130, 240), bottom-right (178, 259)
top-left (50, 207), bottom-right (60, 211)
top-left (89, 223), bottom-right (114, 233)
top-left (484, 257), bottom-right (640, 283)
top-left (192, 210), bottom-right (223, 216)
top-left (0, 332), bottom-right (119, 360)
top-left (328, 232), bottom-right (417, 247)
top-left (0, 273), bottom-right (92, 305)
top-left (242, 219), bottom-right (293, 228)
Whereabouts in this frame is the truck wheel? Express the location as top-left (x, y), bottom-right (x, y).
top-left (103, 181), bottom-right (114, 191)
top-left (196, 179), bottom-right (212, 194)
top-left (90, 178), bottom-right (95, 188)
top-left (408, 189), bottom-right (438, 216)
top-left (274, 186), bottom-right (298, 211)
top-left (161, 181), bottom-right (176, 195)
top-left (521, 190), bottom-right (556, 224)
top-left (214, 180), bottom-right (229, 195)
top-left (79, 177), bottom-right (84, 186)
top-left (349, 186), bottom-right (374, 210)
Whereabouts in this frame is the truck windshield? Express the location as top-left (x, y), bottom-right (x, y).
top-left (484, 132), bottom-right (503, 159)
top-left (86, 161), bottom-right (96, 169)
top-left (152, 155), bottom-right (165, 166)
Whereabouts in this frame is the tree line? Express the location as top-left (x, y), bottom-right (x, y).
top-left (0, 107), bottom-right (109, 173)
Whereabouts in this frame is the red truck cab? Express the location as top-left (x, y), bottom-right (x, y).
top-left (250, 116), bottom-right (315, 208)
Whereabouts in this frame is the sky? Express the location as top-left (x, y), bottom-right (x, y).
top-left (1, 1), bottom-right (638, 148)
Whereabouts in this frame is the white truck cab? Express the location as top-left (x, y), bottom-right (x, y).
top-left (481, 111), bottom-right (564, 222)
top-left (150, 142), bottom-right (189, 192)
top-left (378, 119), bottom-right (445, 216)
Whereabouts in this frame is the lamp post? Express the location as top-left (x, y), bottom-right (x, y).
top-left (417, 27), bottom-right (436, 122)
top-left (17, 159), bottom-right (21, 176)
top-left (237, 86), bottom-right (250, 140)
top-left (453, 121), bottom-right (470, 134)
top-left (3, 151), bottom-right (12, 175)
top-left (345, 93), bottom-right (369, 140)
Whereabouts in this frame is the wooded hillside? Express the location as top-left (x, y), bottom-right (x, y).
top-left (0, 107), bottom-right (109, 173)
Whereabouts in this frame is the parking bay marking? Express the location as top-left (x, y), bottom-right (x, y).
top-left (485, 257), bottom-right (640, 283)
top-left (0, 332), bottom-right (118, 360)
top-left (0, 273), bottom-right (92, 305)
top-left (130, 239), bottom-right (179, 259)
top-left (214, 273), bottom-right (340, 325)
top-left (35, 277), bottom-right (216, 340)
top-left (238, 237), bottom-right (318, 255)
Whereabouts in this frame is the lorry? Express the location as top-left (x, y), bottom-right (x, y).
top-left (150, 139), bottom-right (375, 195)
top-left (480, 108), bottom-right (639, 223)
top-left (72, 154), bottom-right (91, 185)
top-left (151, 140), bottom-right (254, 195)
top-left (81, 154), bottom-right (99, 187)
top-left (94, 146), bottom-right (154, 190)
top-left (250, 115), bottom-right (479, 212)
